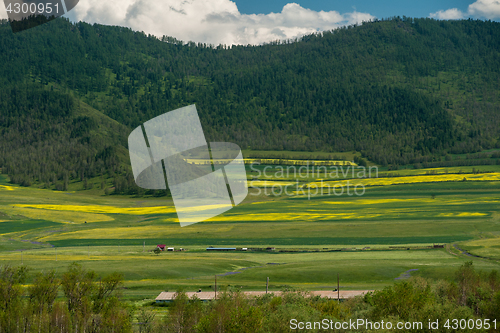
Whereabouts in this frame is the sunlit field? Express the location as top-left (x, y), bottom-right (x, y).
top-left (307, 172), bottom-right (500, 188)
top-left (1, 165), bottom-right (500, 299)
top-left (1, 245), bottom-right (499, 301)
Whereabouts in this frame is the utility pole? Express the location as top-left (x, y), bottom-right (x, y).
top-left (143, 241), bottom-right (145, 252)
top-left (88, 245), bottom-right (90, 259)
top-left (21, 250), bottom-right (23, 265)
top-left (215, 275), bottom-right (217, 300)
top-left (337, 273), bottom-right (340, 302)
top-left (266, 277), bottom-right (269, 294)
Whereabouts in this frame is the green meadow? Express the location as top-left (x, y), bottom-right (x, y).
top-left (1, 246), bottom-right (499, 301)
top-left (1, 167), bottom-right (500, 300)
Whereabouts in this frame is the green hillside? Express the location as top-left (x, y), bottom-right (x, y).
top-left (0, 17), bottom-right (499, 191)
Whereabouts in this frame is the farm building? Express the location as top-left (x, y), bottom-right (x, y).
top-left (157, 244), bottom-right (166, 251)
top-left (206, 247), bottom-right (237, 251)
top-left (155, 290), bottom-right (373, 303)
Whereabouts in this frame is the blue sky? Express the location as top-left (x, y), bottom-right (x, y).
top-left (234, 0), bottom-right (473, 18)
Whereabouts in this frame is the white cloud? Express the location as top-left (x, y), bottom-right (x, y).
top-left (0, 0), bottom-right (373, 44)
top-left (429, 8), bottom-right (465, 20)
top-left (0, 1), bottom-right (373, 45)
top-left (60, 0), bottom-right (374, 45)
top-left (468, 0), bottom-right (500, 19)
top-left (430, 0), bottom-right (500, 20)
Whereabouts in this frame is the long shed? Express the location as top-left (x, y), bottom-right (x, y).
top-left (155, 290), bottom-right (373, 302)
top-left (206, 247), bottom-right (236, 251)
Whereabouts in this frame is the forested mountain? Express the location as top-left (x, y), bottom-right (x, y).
top-left (0, 17), bottom-right (499, 191)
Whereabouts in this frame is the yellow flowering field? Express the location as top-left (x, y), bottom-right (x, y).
top-left (37, 222), bottom-right (242, 241)
top-left (307, 172), bottom-right (500, 188)
top-left (321, 197), bottom-right (500, 206)
top-left (185, 203), bottom-right (233, 211)
top-left (244, 159), bottom-right (357, 166)
top-left (207, 212), bottom-right (384, 222)
top-left (249, 180), bottom-right (296, 187)
top-left (185, 158), bottom-right (357, 166)
top-left (322, 198), bottom-right (435, 205)
top-left (438, 212), bottom-right (488, 217)
top-left (12, 204), bottom-right (176, 215)
top-left (2, 206), bottom-right (113, 223)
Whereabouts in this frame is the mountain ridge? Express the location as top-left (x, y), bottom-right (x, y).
top-left (0, 17), bottom-right (499, 192)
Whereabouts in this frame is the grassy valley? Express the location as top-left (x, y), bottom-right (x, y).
top-left (0, 16), bottom-right (500, 332)
top-left (1, 164), bottom-right (499, 300)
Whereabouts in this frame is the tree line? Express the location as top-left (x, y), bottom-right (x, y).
top-left (0, 17), bottom-right (499, 189)
top-left (1, 262), bottom-right (499, 332)
top-left (0, 263), bottom-right (129, 332)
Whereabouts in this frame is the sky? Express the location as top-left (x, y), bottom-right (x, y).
top-left (1, 0), bottom-right (500, 45)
